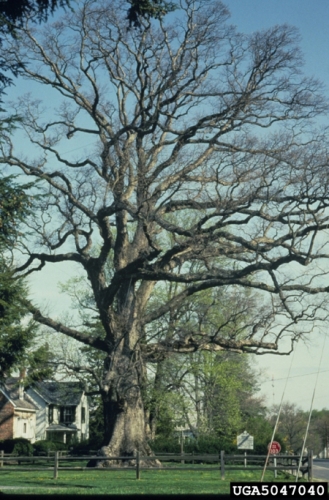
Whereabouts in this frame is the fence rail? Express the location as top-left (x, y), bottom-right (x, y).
top-left (219, 451), bottom-right (313, 481)
top-left (0, 449), bottom-right (313, 481)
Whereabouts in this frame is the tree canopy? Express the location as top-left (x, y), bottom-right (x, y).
top-left (1, 0), bottom-right (329, 460)
top-left (0, 0), bottom-right (70, 29)
top-left (126, 0), bottom-right (176, 27)
top-left (0, 175), bottom-right (46, 380)
top-left (0, 175), bottom-right (33, 247)
top-left (0, 0), bottom-right (175, 33)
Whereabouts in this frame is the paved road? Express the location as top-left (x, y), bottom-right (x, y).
top-left (313, 459), bottom-right (329, 481)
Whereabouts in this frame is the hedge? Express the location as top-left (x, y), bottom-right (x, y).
top-left (0, 438), bottom-right (34, 456)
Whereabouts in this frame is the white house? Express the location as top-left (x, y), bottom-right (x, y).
top-left (0, 378), bottom-right (89, 444)
top-left (26, 381), bottom-right (89, 444)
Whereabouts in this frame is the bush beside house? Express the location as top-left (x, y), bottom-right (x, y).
top-left (0, 438), bottom-right (34, 456)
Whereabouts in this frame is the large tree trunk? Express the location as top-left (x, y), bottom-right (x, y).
top-left (88, 220), bottom-right (161, 466)
top-left (92, 337), bottom-right (160, 467)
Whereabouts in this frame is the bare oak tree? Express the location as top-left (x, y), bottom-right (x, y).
top-left (1, 0), bottom-right (329, 461)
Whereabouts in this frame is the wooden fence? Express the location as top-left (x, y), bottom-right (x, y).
top-left (0, 449), bottom-right (313, 481)
top-left (219, 451), bottom-right (313, 481)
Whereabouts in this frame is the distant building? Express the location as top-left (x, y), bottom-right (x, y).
top-left (0, 377), bottom-right (37, 442)
top-left (0, 377), bottom-right (89, 444)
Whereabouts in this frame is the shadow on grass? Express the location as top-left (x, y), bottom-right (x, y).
top-left (25, 481), bottom-right (94, 489)
top-left (0, 477), bottom-right (95, 490)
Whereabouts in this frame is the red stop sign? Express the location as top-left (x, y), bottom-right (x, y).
top-left (268, 441), bottom-right (281, 454)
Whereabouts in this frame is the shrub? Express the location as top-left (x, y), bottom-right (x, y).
top-left (149, 436), bottom-right (180, 454)
top-left (33, 440), bottom-right (67, 456)
top-left (149, 435), bottom-right (237, 455)
top-left (69, 439), bottom-right (98, 456)
top-left (0, 438), bottom-right (34, 456)
top-left (184, 436), bottom-right (236, 455)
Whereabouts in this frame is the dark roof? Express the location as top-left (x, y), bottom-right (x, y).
top-left (1, 378), bottom-right (37, 411)
top-left (31, 381), bottom-right (85, 406)
top-left (46, 423), bottom-right (79, 432)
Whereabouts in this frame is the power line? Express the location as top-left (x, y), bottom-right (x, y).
top-left (262, 369), bottom-right (329, 383)
top-left (60, 140), bottom-right (98, 156)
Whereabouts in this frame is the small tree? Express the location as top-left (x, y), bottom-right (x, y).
top-left (1, 0), bottom-right (329, 462)
top-left (270, 403), bottom-right (307, 454)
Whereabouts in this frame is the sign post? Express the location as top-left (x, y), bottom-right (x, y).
top-left (267, 441), bottom-right (281, 478)
top-left (237, 431), bottom-right (254, 468)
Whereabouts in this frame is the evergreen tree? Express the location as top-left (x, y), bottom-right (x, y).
top-left (0, 0), bottom-right (70, 33)
top-left (0, 175), bottom-right (50, 380)
top-left (0, 175), bottom-right (32, 247)
top-left (0, 263), bottom-right (30, 379)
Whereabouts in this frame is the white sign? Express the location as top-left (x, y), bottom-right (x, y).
top-left (237, 431), bottom-right (254, 450)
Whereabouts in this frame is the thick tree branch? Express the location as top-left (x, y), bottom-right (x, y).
top-left (26, 302), bottom-right (109, 352)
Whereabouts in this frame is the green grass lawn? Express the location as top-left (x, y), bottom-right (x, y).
top-left (0, 465), bottom-right (302, 495)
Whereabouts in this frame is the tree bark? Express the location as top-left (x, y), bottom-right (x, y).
top-left (91, 327), bottom-right (160, 467)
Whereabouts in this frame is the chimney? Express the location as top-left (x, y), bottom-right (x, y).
top-left (18, 368), bottom-right (26, 399)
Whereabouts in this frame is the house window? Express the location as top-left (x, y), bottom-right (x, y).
top-left (60, 407), bottom-right (75, 424)
top-left (49, 405), bottom-right (54, 424)
top-left (81, 407), bottom-right (86, 424)
top-left (23, 423), bottom-right (27, 433)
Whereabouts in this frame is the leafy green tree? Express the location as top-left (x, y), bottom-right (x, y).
top-left (0, 175), bottom-right (50, 380)
top-left (165, 351), bottom-right (261, 441)
top-left (143, 282), bottom-right (266, 441)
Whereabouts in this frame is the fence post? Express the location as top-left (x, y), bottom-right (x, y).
top-left (136, 450), bottom-right (140, 480)
top-left (0, 450), bottom-right (3, 468)
top-left (308, 450), bottom-right (313, 482)
top-left (274, 457), bottom-right (277, 479)
top-left (54, 451), bottom-right (59, 480)
top-left (220, 450), bottom-right (225, 480)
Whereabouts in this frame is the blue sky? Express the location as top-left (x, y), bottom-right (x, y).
top-left (224, 0), bottom-right (329, 412)
top-left (7, 0), bottom-right (329, 413)
top-left (226, 0), bottom-right (329, 87)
